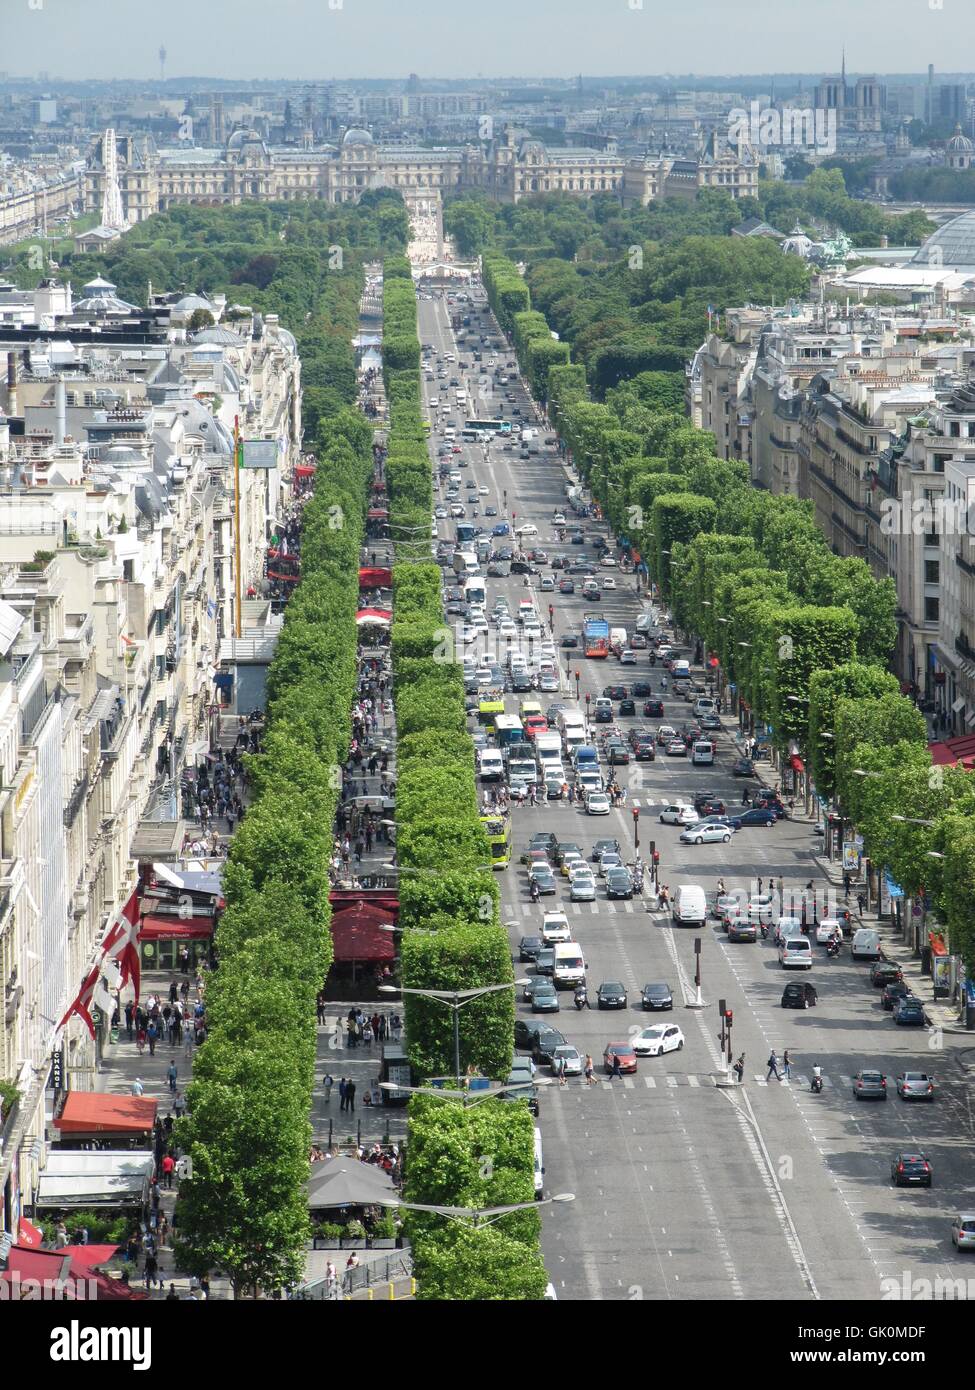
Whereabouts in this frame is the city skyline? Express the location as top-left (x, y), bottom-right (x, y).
top-left (4, 0), bottom-right (975, 83)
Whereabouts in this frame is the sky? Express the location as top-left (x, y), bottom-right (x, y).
top-left (3, 0), bottom-right (975, 82)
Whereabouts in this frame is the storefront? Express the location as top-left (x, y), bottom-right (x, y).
top-left (139, 912), bottom-right (214, 972)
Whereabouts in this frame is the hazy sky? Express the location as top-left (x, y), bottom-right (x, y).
top-left (4, 0), bottom-right (974, 81)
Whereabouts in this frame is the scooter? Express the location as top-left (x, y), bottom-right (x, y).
top-left (826, 937), bottom-right (840, 958)
top-left (574, 986), bottom-right (588, 1011)
top-left (811, 1070), bottom-right (823, 1094)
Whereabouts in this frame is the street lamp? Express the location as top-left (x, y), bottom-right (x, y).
top-left (379, 982), bottom-right (525, 1086)
top-left (891, 815), bottom-right (936, 827)
top-left (389, 1193), bottom-right (575, 1227)
top-left (379, 1077), bottom-right (552, 1107)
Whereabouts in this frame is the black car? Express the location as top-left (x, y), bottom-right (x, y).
top-left (735, 808), bottom-right (776, 827)
top-left (781, 981), bottom-right (818, 1010)
top-left (891, 1152), bottom-right (932, 1187)
top-left (511, 559), bottom-right (537, 575)
top-left (634, 739), bottom-right (656, 761)
top-left (561, 633), bottom-right (579, 647)
top-left (594, 704), bottom-right (613, 722)
top-left (568, 561), bottom-right (596, 576)
top-left (606, 868), bottom-right (634, 900)
top-left (731, 757), bottom-right (755, 777)
top-left (642, 982), bottom-right (673, 1011)
top-left (519, 935), bottom-right (544, 962)
top-left (870, 960), bottom-right (902, 987)
top-left (644, 698), bottom-right (665, 718)
top-left (597, 981), bottom-right (628, 1010)
top-left (531, 1027), bottom-right (568, 1066)
top-left (602, 685), bottom-right (628, 700)
top-left (606, 741), bottom-right (630, 764)
top-left (535, 949), bottom-right (557, 978)
top-left (524, 832), bottom-right (557, 860)
top-left (514, 1018), bottom-right (554, 1050)
top-left (894, 996), bottom-right (926, 1026)
top-left (632, 682), bottom-right (654, 698)
top-left (619, 698), bottom-right (636, 716)
top-left (591, 837), bottom-right (621, 862)
top-left (881, 980), bottom-right (910, 1011)
top-left (693, 792), bottom-right (723, 814)
top-left (570, 531), bottom-right (586, 545)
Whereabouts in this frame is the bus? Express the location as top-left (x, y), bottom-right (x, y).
top-left (495, 714), bottom-right (525, 750)
top-left (480, 813), bottom-right (512, 869)
top-left (477, 698), bottom-right (505, 733)
top-left (582, 612), bottom-right (610, 658)
top-left (464, 419), bottom-right (513, 436)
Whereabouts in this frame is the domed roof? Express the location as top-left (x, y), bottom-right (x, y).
top-left (191, 325), bottom-right (243, 346)
top-left (947, 123), bottom-right (974, 153)
top-left (912, 209), bottom-right (975, 269)
top-left (343, 126), bottom-right (374, 145)
top-left (173, 293), bottom-right (214, 312)
top-left (102, 444), bottom-right (144, 467)
top-left (227, 128), bottom-right (264, 150)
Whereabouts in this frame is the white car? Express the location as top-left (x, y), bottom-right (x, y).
top-left (748, 895), bottom-right (776, 924)
top-left (553, 513), bottom-right (567, 525)
top-left (538, 672), bottom-right (560, 693)
top-left (597, 852), bottom-right (623, 876)
top-left (478, 485), bottom-right (489, 495)
top-left (517, 523), bottom-right (539, 537)
top-left (570, 873), bottom-right (597, 903)
top-left (680, 823), bottom-right (732, 845)
top-left (561, 853), bottom-right (585, 878)
top-left (632, 1024), bottom-right (685, 1057)
top-left (659, 804), bottom-right (699, 826)
top-left (551, 1045), bottom-right (582, 1076)
top-left (474, 667), bottom-right (493, 686)
top-left (434, 506), bottom-right (448, 519)
top-left (816, 918), bottom-right (842, 944)
top-left (586, 792), bottom-right (611, 815)
top-left (601, 577), bottom-right (616, 591)
top-left (600, 555), bottom-right (617, 568)
top-left (541, 912), bottom-right (571, 943)
top-left (459, 625), bottom-right (477, 644)
top-left (620, 648), bottom-right (637, 664)
top-left (497, 620), bottom-right (518, 640)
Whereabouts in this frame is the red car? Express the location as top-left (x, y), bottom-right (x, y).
top-left (603, 1042), bottom-right (638, 1075)
top-left (523, 715), bottom-right (549, 741)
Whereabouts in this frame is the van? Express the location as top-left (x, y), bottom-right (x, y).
top-left (691, 740), bottom-right (714, 766)
top-left (519, 699), bottom-right (544, 722)
top-left (479, 750), bottom-right (504, 782)
top-left (851, 928), bottom-right (881, 961)
top-left (609, 627), bottom-right (627, 653)
top-left (672, 884), bottom-right (708, 927)
top-left (553, 941), bottom-right (586, 987)
top-left (573, 745), bottom-right (598, 770)
top-left (564, 727), bottom-right (586, 758)
top-left (533, 1127), bottom-right (544, 1199)
top-left (779, 936), bottom-right (813, 970)
top-left (694, 697), bottom-right (716, 718)
top-left (558, 708), bottom-right (586, 735)
top-left (671, 659), bottom-right (691, 681)
top-left (443, 428), bottom-right (456, 440)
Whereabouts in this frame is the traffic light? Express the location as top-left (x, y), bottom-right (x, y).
top-left (725, 1009), bottom-right (733, 1026)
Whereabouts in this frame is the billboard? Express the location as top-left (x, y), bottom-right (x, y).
top-left (240, 439), bottom-right (279, 470)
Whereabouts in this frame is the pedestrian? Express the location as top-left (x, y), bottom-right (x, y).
top-left (144, 1252), bottom-right (159, 1290)
top-left (169, 979), bottom-right (178, 1005)
top-left (166, 1283), bottom-right (179, 1302)
top-left (124, 1001), bottom-right (134, 1041)
top-left (766, 1050), bottom-right (781, 1082)
top-left (173, 1090), bottom-right (187, 1118)
top-left (130, 1077), bottom-right (144, 1097)
top-left (339, 1078), bottom-right (348, 1113)
top-left (584, 1054), bottom-right (595, 1086)
top-left (733, 1054), bottom-right (745, 1084)
top-left (608, 1053), bottom-right (622, 1081)
top-left (346, 1080), bottom-right (356, 1112)
top-left (782, 1049), bottom-right (792, 1081)
top-left (136, 1025), bottom-right (146, 1055)
top-left (323, 1073), bottom-right (333, 1104)
top-left (856, 890), bottom-right (866, 916)
top-left (147, 1021), bottom-right (157, 1057)
top-left (161, 1153), bottom-right (175, 1189)
top-left (756, 877), bottom-right (763, 897)
top-left (167, 1061), bottom-right (177, 1093)
top-left (556, 1054), bottom-right (567, 1087)
top-left (325, 1260), bottom-right (338, 1299)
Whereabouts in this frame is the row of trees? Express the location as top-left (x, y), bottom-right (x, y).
top-left (383, 257), bottom-right (547, 1298)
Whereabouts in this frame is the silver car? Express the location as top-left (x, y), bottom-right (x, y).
top-left (570, 873), bottom-right (597, 902)
top-left (951, 1213), bottom-right (975, 1250)
top-left (896, 1071), bottom-right (936, 1101)
top-left (680, 823), bottom-right (732, 845)
top-left (551, 1045), bottom-right (582, 1077)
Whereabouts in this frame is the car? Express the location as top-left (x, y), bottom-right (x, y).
top-left (619, 698), bottom-right (636, 716)
top-left (592, 838), bottom-right (621, 861)
top-left (632, 1023), bottom-right (685, 1057)
top-left (603, 1042), bottom-right (638, 1074)
top-left (666, 739), bottom-right (688, 757)
top-left (514, 1019), bottom-right (559, 1052)
top-left (538, 671), bottom-right (560, 693)
top-left (597, 851), bottom-right (623, 877)
top-left (659, 804), bottom-right (698, 826)
top-left (643, 698), bottom-right (665, 718)
top-left (606, 868), bottom-right (634, 899)
top-left (531, 1027), bottom-right (568, 1066)
top-left (556, 842), bottom-right (584, 867)
top-left (634, 738), bottom-right (656, 761)
top-left (551, 1045), bottom-right (583, 1077)
top-left (700, 714), bottom-right (721, 730)
top-left (602, 577), bottom-right (618, 592)
top-left (693, 793), bottom-right (726, 815)
top-left (893, 996), bottom-right (926, 1026)
top-left (630, 634), bottom-right (648, 650)
top-left (529, 865), bottom-right (557, 895)
top-left (656, 724), bottom-right (677, 745)
top-left (735, 808), bottom-right (776, 827)
top-left (519, 935), bottom-right (544, 962)
top-left (747, 895), bottom-right (776, 925)
top-left (543, 777), bottom-right (565, 800)
top-left (870, 960), bottom-right (903, 987)
top-left (525, 832), bottom-right (557, 859)
top-left (711, 893), bottom-right (740, 921)
top-left (774, 917), bottom-right (804, 947)
top-left (600, 554), bottom-right (617, 568)
top-left (951, 1214), bottom-right (975, 1250)
top-left (896, 1071), bottom-right (936, 1101)
top-left (541, 912), bottom-right (571, 944)
top-left (641, 982), bottom-right (673, 1011)
top-left (586, 792), bottom-right (611, 816)
top-left (597, 981), bottom-right (627, 1010)
top-left (731, 757), bottom-right (756, 777)
top-left (852, 1070), bottom-right (887, 1100)
top-left (560, 633), bottom-right (579, 647)
top-left (485, 506), bottom-right (498, 517)
top-left (891, 1152), bottom-right (932, 1187)
top-left (602, 685), bottom-right (628, 700)
top-left (781, 981), bottom-right (818, 1009)
top-left (815, 918), bottom-right (842, 945)
top-left (531, 981), bottom-right (560, 1013)
top-left (570, 531), bottom-right (586, 545)
top-left (560, 853), bottom-right (585, 880)
top-left (606, 742), bottom-right (630, 765)
top-left (559, 579), bottom-right (575, 595)
top-left (492, 523), bottom-right (510, 536)
top-left (570, 874), bottom-right (597, 903)
top-left (523, 973), bottom-right (551, 1003)
top-left (680, 823), bottom-right (732, 845)
top-left (516, 524), bottom-right (538, 537)
top-left (728, 916), bottom-right (758, 943)
top-left (881, 980), bottom-right (910, 1011)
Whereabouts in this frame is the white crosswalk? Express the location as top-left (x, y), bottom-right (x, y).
top-left (507, 900), bottom-right (638, 917)
top-left (596, 1072), bottom-right (716, 1090)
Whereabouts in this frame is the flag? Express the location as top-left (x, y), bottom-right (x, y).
top-left (59, 891), bottom-right (141, 1039)
top-left (206, 599), bottom-right (216, 620)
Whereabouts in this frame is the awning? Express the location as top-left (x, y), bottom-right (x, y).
top-left (306, 1154), bottom-right (398, 1210)
top-left (54, 1092), bottom-right (157, 1136)
top-left (359, 567), bottom-right (392, 589)
top-left (1, 1244), bottom-right (149, 1300)
top-left (35, 1151), bottom-right (155, 1209)
top-left (367, 508), bottom-right (389, 519)
top-left (140, 912), bottom-right (215, 941)
top-left (17, 1216), bottom-right (43, 1247)
top-left (330, 901), bottom-right (397, 963)
top-left (295, 463), bottom-right (317, 478)
top-left (356, 608), bottom-right (392, 627)
top-left (928, 733), bottom-right (975, 767)
top-left (790, 755), bottom-right (805, 773)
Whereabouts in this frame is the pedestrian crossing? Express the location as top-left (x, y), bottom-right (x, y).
top-left (504, 900), bottom-right (640, 917)
top-left (570, 1071), bottom-right (857, 1092)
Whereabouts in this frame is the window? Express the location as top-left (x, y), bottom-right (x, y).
top-left (925, 596), bottom-right (940, 623)
top-left (933, 455), bottom-right (947, 472)
top-left (925, 559), bottom-right (940, 584)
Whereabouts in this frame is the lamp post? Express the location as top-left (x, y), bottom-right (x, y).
top-left (379, 982), bottom-right (524, 1087)
top-left (388, 1193), bottom-right (575, 1227)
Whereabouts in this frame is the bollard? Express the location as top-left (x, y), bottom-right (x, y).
top-left (367, 1287), bottom-right (373, 1300)
top-left (410, 1277), bottom-right (417, 1296)
top-left (388, 1281), bottom-right (395, 1300)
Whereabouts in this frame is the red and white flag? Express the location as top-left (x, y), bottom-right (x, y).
top-left (59, 891), bottom-right (141, 1038)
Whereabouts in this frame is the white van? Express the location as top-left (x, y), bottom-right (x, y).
top-left (672, 884), bottom-right (707, 927)
top-left (851, 929), bottom-right (881, 961)
top-left (553, 941), bottom-right (586, 987)
top-left (443, 428), bottom-right (456, 441)
top-left (691, 740), bottom-right (714, 766)
top-left (609, 627), bottom-right (627, 654)
top-left (694, 697), bottom-right (716, 717)
top-left (533, 1127), bottom-right (544, 1199)
top-left (779, 936), bottom-right (813, 970)
top-left (479, 750), bottom-right (504, 782)
top-left (563, 727), bottom-right (586, 758)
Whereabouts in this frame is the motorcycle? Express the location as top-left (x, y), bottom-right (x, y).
top-left (529, 882), bottom-right (540, 904)
top-left (574, 986), bottom-right (588, 1011)
top-left (811, 1070), bottom-right (823, 1094)
top-left (826, 937), bottom-right (840, 958)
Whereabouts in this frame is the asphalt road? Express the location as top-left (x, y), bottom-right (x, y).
top-left (417, 284), bottom-right (975, 1303)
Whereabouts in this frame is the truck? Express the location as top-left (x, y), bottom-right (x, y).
top-left (582, 612), bottom-right (610, 658)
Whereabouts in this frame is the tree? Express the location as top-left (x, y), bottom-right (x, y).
top-left (188, 307), bottom-right (215, 331)
top-left (807, 663), bottom-right (900, 801)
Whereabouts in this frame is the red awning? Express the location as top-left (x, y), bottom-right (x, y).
top-left (359, 567), bottom-right (392, 589)
top-left (1, 1245), bottom-right (149, 1301)
top-left (367, 508), bottom-right (389, 519)
top-left (18, 1216), bottom-right (43, 1247)
top-left (330, 901), bottom-right (397, 963)
top-left (140, 913), bottom-right (214, 941)
top-left (295, 463), bottom-right (317, 478)
top-left (929, 734), bottom-right (975, 768)
top-left (356, 608), bottom-right (392, 627)
top-left (790, 755), bottom-right (805, 773)
top-left (54, 1092), bottom-right (157, 1136)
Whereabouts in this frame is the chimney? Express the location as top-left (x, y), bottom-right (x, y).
top-left (55, 377), bottom-right (66, 445)
top-left (6, 352), bottom-right (17, 417)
